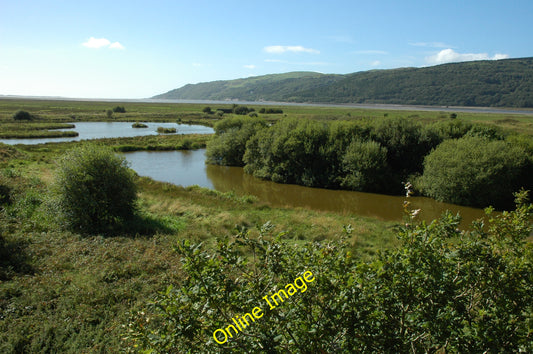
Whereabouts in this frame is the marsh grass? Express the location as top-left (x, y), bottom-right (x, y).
top-left (0, 122), bottom-right (78, 139)
top-left (156, 126), bottom-right (177, 134)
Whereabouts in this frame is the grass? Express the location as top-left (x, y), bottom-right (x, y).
top-left (0, 122), bottom-right (78, 139)
top-left (156, 126), bottom-right (177, 134)
top-left (0, 145), bottom-right (396, 352)
top-left (0, 98), bottom-right (532, 352)
top-left (2, 98), bottom-right (533, 134)
top-left (131, 122), bottom-right (148, 128)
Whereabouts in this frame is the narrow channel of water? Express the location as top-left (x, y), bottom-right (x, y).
top-left (0, 121), bottom-right (214, 145)
top-left (124, 149), bottom-right (487, 225)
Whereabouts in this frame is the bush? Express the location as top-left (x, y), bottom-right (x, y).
top-left (112, 106), bottom-right (126, 113)
top-left (12, 110), bottom-right (34, 121)
top-left (51, 144), bottom-right (137, 234)
top-left (127, 192), bottom-right (533, 352)
top-left (132, 122), bottom-right (148, 128)
top-left (418, 136), bottom-right (533, 208)
top-left (340, 139), bottom-right (389, 192)
top-left (233, 106), bottom-right (254, 115)
top-left (206, 116), bottom-right (267, 166)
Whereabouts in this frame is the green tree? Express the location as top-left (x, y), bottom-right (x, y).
top-left (418, 136), bottom-right (533, 208)
top-left (340, 139), bottom-right (389, 192)
top-left (51, 144), bottom-right (137, 234)
top-left (206, 116), bottom-right (267, 166)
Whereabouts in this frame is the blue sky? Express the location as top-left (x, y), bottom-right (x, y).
top-left (1, 0), bottom-right (532, 98)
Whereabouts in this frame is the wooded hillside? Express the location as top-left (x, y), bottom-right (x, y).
top-left (154, 58), bottom-right (533, 107)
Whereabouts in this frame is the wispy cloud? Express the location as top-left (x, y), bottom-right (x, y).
top-left (354, 50), bottom-right (389, 55)
top-left (244, 64), bottom-right (256, 69)
top-left (426, 49), bottom-right (509, 65)
top-left (82, 37), bottom-right (125, 50)
top-left (409, 41), bottom-right (452, 48)
top-left (264, 45), bottom-right (320, 54)
top-left (370, 60), bottom-right (381, 67)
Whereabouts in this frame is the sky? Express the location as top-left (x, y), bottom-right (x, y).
top-left (1, 0), bottom-right (532, 99)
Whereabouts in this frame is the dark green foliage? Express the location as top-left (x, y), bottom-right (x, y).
top-left (202, 106), bottom-right (213, 114)
top-left (51, 144), bottom-right (137, 234)
top-left (244, 119), bottom-right (332, 186)
top-left (419, 136), bottom-right (533, 208)
top-left (131, 122), bottom-right (148, 128)
top-left (206, 116), bottom-right (267, 166)
top-left (259, 107), bottom-right (284, 114)
top-left (242, 117), bottom-right (440, 193)
top-left (128, 192), bottom-right (533, 352)
top-left (12, 110), bottom-right (34, 121)
top-left (340, 139), bottom-right (389, 192)
top-left (233, 105), bottom-right (254, 115)
top-left (208, 116), bottom-right (532, 206)
top-left (112, 106), bottom-right (126, 113)
top-left (154, 58), bottom-right (533, 108)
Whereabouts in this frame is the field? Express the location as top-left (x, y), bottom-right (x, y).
top-left (0, 98), bottom-right (532, 352)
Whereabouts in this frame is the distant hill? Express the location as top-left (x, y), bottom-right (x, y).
top-left (153, 58), bottom-right (533, 108)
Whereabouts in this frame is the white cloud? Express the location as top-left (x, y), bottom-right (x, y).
top-left (264, 45), bottom-right (320, 54)
top-left (244, 64), bottom-right (256, 69)
top-left (426, 49), bottom-right (509, 65)
top-left (109, 42), bottom-right (125, 50)
top-left (370, 60), bottom-right (381, 66)
top-left (82, 37), bottom-right (124, 50)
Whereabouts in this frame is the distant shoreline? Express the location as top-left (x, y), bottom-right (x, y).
top-left (2, 95), bottom-right (533, 115)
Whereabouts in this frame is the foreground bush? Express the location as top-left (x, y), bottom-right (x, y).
top-left (51, 144), bottom-right (137, 234)
top-left (127, 191), bottom-right (533, 353)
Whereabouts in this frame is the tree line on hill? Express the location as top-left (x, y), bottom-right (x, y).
top-left (154, 58), bottom-right (533, 108)
top-left (206, 116), bottom-right (533, 209)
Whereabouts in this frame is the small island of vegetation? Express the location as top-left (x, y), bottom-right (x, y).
top-left (157, 126), bottom-right (177, 134)
top-left (132, 122), bottom-right (148, 128)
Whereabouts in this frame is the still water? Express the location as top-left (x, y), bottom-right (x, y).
top-left (0, 122), bottom-right (214, 145)
top-left (124, 149), bottom-right (487, 225)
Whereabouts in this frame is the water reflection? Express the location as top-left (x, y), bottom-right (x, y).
top-left (205, 164), bottom-right (485, 225)
top-left (0, 122), bottom-right (214, 145)
top-left (125, 149), bottom-right (486, 226)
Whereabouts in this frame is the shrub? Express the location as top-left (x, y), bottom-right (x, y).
top-left (340, 139), bottom-right (389, 192)
top-left (51, 144), bottom-right (137, 234)
top-left (206, 116), bottom-right (267, 166)
top-left (127, 192), bottom-right (533, 352)
top-left (132, 122), bottom-right (148, 128)
top-left (12, 110), bottom-right (34, 121)
top-left (202, 106), bottom-right (213, 114)
top-left (418, 136), bottom-right (533, 208)
top-left (112, 106), bottom-right (126, 113)
top-left (233, 106), bottom-right (254, 115)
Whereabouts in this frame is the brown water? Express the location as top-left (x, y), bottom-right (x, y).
top-left (124, 149), bottom-right (487, 226)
